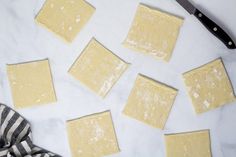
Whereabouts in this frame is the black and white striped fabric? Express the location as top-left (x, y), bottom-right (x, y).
top-left (0, 103), bottom-right (61, 157)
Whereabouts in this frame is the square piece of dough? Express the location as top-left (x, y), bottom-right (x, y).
top-left (123, 4), bottom-right (183, 61)
top-left (35, 0), bottom-right (95, 42)
top-left (183, 58), bottom-right (235, 114)
top-left (165, 130), bottom-right (212, 157)
top-left (68, 38), bottom-right (129, 98)
top-left (123, 74), bottom-right (177, 129)
top-left (66, 111), bottom-right (119, 157)
top-left (7, 59), bottom-right (56, 109)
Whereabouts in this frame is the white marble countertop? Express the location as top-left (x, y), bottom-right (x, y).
top-left (0, 0), bottom-right (236, 156)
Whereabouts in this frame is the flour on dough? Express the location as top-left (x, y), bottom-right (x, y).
top-left (66, 111), bottom-right (119, 157)
top-left (7, 59), bottom-right (56, 109)
top-left (183, 58), bottom-right (236, 114)
top-left (68, 38), bottom-right (129, 98)
top-left (123, 4), bottom-right (183, 61)
top-left (165, 130), bottom-right (212, 157)
top-left (35, 0), bottom-right (95, 42)
top-left (123, 74), bottom-right (178, 129)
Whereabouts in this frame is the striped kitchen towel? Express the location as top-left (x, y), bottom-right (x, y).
top-left (0, 103), bottom-right (61, 157)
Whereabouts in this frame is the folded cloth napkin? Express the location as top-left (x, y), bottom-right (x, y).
top-left (0, 103), bottom-right (61, 157)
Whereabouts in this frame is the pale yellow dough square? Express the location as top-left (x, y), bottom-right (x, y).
top-left (165, 130), bottom-right (212, 157)
top-left (7, 59), bottom-right (56, 109)
top-left (67, 111), bottom-right (119, 157)
top-left (35, 0), bottom-right (95, 42)
top-left (183, 58), bottom-right (236, 114)
top-left (123, 4), bottom-right (183, 61)
top-left (123, 74), bottom-right (177, 129)
top-left (68, 38), bottom-right (129, 98)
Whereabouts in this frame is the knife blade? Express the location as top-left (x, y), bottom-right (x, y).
top-left (176, 0), bottom-right (236, 49)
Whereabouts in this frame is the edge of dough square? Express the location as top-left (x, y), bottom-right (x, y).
top-left (7, 59), bottom-right (57, 109)
top-left (123, 4), bottom-right (183, 61)
top-left (123, 74), bottom-right (178, 129)
top-left (165, 130), bottom-right (212, 157)
top-left (183, 58), bottom-right (236, 114)
top-left (66, 111), bottom-right (120, 157)
top-left (35, 0), bottom-right (95, 42)
top-left (68, 38), bottom-right (129, 98)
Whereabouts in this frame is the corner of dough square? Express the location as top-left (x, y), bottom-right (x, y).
top-left (66, 111), bottom-right (119, 157)
top-left (7, 59), bottom-right (57, 109)
top-left (123, 74), bottom-right (178, 129)
top-left (165, 130), bottom-right (212, 157)
top-left (68, 38), bottom-right (129, 98)
top-left (183, 58), bottom-right (236, 114)
top-left (123, 4), bottom-right (183, 61)
top-left (35, 0), bottom-right (95, 42)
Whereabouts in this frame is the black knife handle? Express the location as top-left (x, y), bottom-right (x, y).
top-left (194, 9), bottom-right (236, 49)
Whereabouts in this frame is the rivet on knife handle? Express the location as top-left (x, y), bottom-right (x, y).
top-left (194, 9), bottom-right (236, 49)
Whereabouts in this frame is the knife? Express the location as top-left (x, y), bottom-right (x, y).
top-left (176, 0), bottom-right (236, 49)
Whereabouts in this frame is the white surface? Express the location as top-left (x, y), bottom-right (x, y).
top-left (30, 119), bottom-right (71, 156)
top-left (0, 0), bottom-right (236, 156)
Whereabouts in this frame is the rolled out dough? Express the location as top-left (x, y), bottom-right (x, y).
top-left (183, 58), bottom-right (236, 114)
top-left (68, 38), bottom-right (129, 98)
top-left (123, 4), bottom-right (183, 61)
top-left (7, 59), bottom-right (56, 109)
top-left (165, 130), bottom-right (212, 157)
top-left (35, 0), bottom-right (95, 42)
top-left (123, 74), bottom-right (178, 129)
top-left (66, 111), bottom-right (119, 157)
